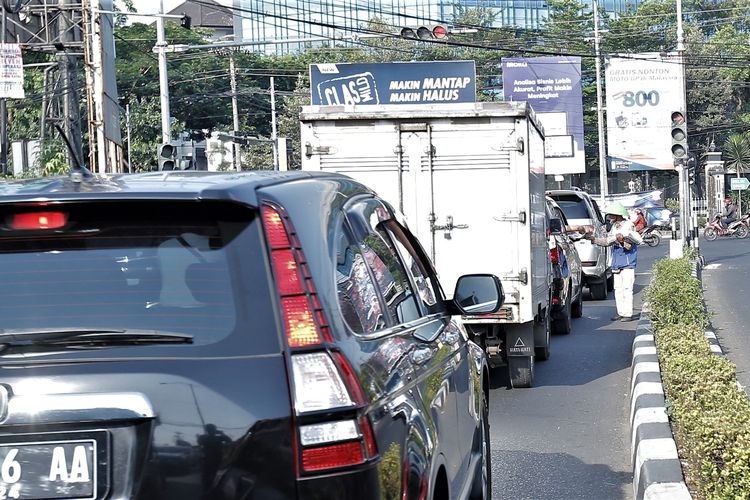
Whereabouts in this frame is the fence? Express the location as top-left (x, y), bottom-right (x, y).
top-left (664, 197), bottom-right (710, 219)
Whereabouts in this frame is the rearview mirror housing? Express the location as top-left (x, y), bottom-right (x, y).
top-left (549, 218), bottom-right (563, 234)
top-left (453, 274), bottom-right (504, 315)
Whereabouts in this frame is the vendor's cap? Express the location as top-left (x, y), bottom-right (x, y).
top-left (603, 201), bottom-right (629, 218)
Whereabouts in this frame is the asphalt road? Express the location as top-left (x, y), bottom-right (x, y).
top-left (489, 243), bottom-right (667, 500)
top-left (699, 236), bottom-right (750, 397)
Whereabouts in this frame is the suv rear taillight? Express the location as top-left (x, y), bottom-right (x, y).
top-left (291, 353), bottom-right (354, 412)
top-left (549, 246), bottom-right (560, 264)
top-left (261, 203), bottom-right (378, 475)
top-left (262, 204), bottom-right (330, 347)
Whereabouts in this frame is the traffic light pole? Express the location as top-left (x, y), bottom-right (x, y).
top-left (593, 0), bottom-right (608, 205)
top-left (678, 160), bottom-right (687, 242)
top-left (156, 0), bottom-right (171, 143)
top-left (676, 0), bottom-right (690, 245)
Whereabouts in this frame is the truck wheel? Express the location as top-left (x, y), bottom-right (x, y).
top-left (509, 356), bottom-right (534, 388)
top-left (571, 284), bottom-right (584, 318)
top-left (534, 311), bottom-right (550, 360)
top-left (552, 291), bottom-right (572, 335)
top-left (590, 281), bottom-right (607, 300)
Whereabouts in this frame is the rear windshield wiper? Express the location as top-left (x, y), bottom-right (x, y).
top-left (0, 328), bottom-right (194, 348)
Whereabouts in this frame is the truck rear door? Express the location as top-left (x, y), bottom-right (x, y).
top-left (404, 119), bottom-right (524, 302)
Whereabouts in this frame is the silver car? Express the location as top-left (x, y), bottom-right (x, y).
top-left (546, 189), bottom-right (612, 300)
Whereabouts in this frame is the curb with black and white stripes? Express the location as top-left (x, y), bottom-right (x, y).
top-left (630, 256), bottom-right (723, 499)
top-left (630, 310), bottom-right (691, 500)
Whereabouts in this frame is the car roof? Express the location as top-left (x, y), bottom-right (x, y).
top-left (546, 189), bottom-right (591, 200)
top-left (545, 196), bottom-right (562, 209)
top-left (0, 171), bottom-right (357, 205)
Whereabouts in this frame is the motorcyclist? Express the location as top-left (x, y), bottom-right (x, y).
top-left (721, 197), bottom-right (738, 228)
top-left (633, 208), bottom-right (647, 233)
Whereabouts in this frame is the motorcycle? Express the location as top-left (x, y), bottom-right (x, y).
top-left (639, 225), bottom-right (662, 247)
top-left (703, 214), bottom-right (749, 241)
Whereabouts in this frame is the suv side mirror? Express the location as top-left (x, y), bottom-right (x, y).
top-left (605, 220), bottom-right (613, 232)
top-left (549, 218), bottom-right (563, 235)
top-left (453, 274), bottom-right (504, 314)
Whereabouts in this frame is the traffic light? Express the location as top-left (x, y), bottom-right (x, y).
top-left (180, 14), bottom-right (192, 29)
top-left (400, 24), bottom-right (448, 40)
top-left (158, 142), bottom-right (177, 171)
top-left (688, 165), bottom-right (696, 185)
top-left (670, 111), bottom-right (688, 162)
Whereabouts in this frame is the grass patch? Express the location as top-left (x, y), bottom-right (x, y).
top-left (647, 256), bottom-right (750, 499)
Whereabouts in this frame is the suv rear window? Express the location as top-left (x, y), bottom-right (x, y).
top-left (0, 201), bottom-right (273, 350)
top-left (550, 195), bottom-right (591, 220)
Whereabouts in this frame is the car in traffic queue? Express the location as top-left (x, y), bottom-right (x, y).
top-left (0, 170), bottom-right (502, 500)
top-left (546, 188), bottom-right (612, 300)
top-left (545, 196), bottom-right (584, 334)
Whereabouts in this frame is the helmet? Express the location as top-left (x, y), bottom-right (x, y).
top-left (603, 201), bottom-right (630, 218)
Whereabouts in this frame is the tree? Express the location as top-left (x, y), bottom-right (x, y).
top-left (723, 133), bottom-right (750, 178)
top-left (121, 97), bottom-right (185, 171)
top-left (723, 133), bottom-right (750, 213)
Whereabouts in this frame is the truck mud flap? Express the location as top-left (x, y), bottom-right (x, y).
top-left (506, 323), bottom-right (534, 358)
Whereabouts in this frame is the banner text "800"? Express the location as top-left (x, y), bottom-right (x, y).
top-left (621, 90), bottom-right (660, 107)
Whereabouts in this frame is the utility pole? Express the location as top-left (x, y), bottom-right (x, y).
top-left (228, 51), bottom-right (240, 170)
top-left (593, 0), bottom-right (607, 205)
top-left (59, 0), bottom-right (84, 167)
top-left (0, 7), bottom-right (8, 175)
top-left (86, 0), bottom-right (107, 173)
top-left (156, 0), bottom-right (170, 143)
top-left (271, 76), bottom-right (278, 170)
top-left (126, 103), bottom-right (131, 172)
top-left (676, 0), bottom-right (689, 242)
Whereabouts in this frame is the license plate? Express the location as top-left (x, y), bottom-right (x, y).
top-left (0, 435), bottom-right (104, 500)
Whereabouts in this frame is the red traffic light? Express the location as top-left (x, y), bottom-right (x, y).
top-left (432, 25), bottom-right (448, 38)
top-left (671, 111), bottom-right (685, 125)
top-left (400, 25), bottom-right (448, 40)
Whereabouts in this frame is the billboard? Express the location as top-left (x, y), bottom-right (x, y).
top-left (501, 56), bottom-right (585, 175)
top-left (605, 52), bottom-right (685, 171)
top-left (309, 61), bottom-right (476, 106)
top-left (0, 44), bottom-right (24, 99)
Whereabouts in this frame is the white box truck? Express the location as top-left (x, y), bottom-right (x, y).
top-left (300, 101), bottom-right (551, 388)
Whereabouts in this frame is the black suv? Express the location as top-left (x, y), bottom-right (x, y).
top-left (0, 171), bottom-right (502, 500)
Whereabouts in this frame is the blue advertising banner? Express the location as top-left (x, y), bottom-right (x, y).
top-left (309, 61), bottom-right (476, 106)
top-left (501, 56), bottom-right (585, 175)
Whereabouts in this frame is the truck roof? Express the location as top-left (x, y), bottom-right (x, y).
top-left (300, 101), bottom-right (544, 136)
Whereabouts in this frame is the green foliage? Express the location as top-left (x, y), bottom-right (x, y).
top-left (37, 141), bottom-right (69, 177)
top-left (646, 257), bottom-right (707, 328)
top-left (121, 97), bottom-right (185, 171)
top-left (649, 256), bottom-right (750, 498)
top-left (665, 198), bottom-right (680, 214)
top-left (729, 190), bottom-right (750, 212)
top-left (724, 133), bottom-right (750, 176)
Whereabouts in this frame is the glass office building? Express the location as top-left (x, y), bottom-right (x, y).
top-left (233, 0), bottom-right (642, 54)
top-left (233, 0), bottom-right (443, 54)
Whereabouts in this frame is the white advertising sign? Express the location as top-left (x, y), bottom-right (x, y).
top-left (0, 44), bottom-right (24, 99)
top-left (605, 52), bottom-right (684, 171)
